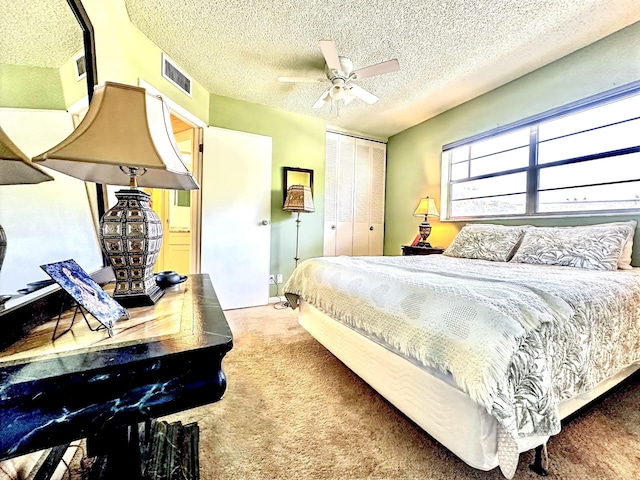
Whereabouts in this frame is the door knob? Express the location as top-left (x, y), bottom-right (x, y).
top-left (331, 225), bottom-right (336, 230)
top-left (370, 226), bottom-right (374, 231)
top-left (261, 220), bottom-right (269, 225)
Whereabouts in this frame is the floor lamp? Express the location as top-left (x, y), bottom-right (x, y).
top-left (283, 185), bottom-right (315, 268)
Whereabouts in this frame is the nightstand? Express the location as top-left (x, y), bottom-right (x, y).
top-left (401, 245), bottom-right (445, 256)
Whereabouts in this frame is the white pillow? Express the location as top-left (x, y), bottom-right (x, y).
top-left (510, 222), bottom-right (634, 271)
top-left (444, 224), bottom-right (530, 262)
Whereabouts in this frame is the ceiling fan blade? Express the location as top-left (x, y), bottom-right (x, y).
top-left (349, 84), bottom-right (378, 105)
top-left (319, 40), bottom-right (341, 72)
top-left (343, 88), bottom-right (356, 105)
top-left (278, 76), bottom-right (326, 83)
top-left (352, 59), bottom-right (399, 80)
top-left (312, 89), bottom-right (330, 108)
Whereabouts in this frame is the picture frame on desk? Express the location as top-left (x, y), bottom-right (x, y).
top-left (41, 259), bottom-right (127, 329)
top-left (410, 234), bottom-right (422, 247)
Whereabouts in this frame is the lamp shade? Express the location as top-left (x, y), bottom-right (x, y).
top-left (33, 81), bottom-right (198, 190)
top-left (413, 197), bottom-right (439, 218)
top-left (283, 185), bottom-right (315, 213)
top-left (0, 126), bottom-right (54, 185)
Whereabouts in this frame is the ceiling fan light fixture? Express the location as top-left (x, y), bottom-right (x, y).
top-left (329, 84), bottom-right (344, 101)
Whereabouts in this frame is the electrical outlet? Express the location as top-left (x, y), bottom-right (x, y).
top-left (268, 274), bottom-right (276, 285)
top-left (277, 274), bottom-right (283, 284)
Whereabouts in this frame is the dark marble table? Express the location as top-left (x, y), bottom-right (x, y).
top-left (0, 274), bottom-right (232, 464)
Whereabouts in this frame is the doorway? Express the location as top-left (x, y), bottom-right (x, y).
top-left (150, 113), bottom-right (198, 274)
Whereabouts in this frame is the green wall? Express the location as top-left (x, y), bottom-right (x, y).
top-left (385, 21), bottom-right (640, 259)
top-left (84, 0), bottom-right (210, 123)
top-left (0, 64), bottom-right (67, 109)
top-left (210, 95), bottom-right (326, 293)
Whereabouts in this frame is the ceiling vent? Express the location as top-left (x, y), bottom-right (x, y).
top-left (74, 52), bottom-right (86, 81)
top-left (161, 53), bottom-right (192, 97)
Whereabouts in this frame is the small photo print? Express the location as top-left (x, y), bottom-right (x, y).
top-left (41, 259), bottom-right (126, 328)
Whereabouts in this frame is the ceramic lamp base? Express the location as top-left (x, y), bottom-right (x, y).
top-left (100, 189), bottom-right (164, 308)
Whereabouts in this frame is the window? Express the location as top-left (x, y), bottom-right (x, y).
top-left (442, 82), bottom-right (640, 220)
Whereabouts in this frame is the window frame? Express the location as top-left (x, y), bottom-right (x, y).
top-left (441, 80), bottom-right (640, 221)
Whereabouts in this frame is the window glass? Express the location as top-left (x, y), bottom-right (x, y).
top-left (538, 182), bottom-right (640, 212)
top-left (470, 147), bottom-right (529, 177)
top-left (451, 161), bottom-right (469, 181)
top-left (539, 93), bottom-right (640, 141)
top-left (538, 118), bottom-right (640, 164)
top-left (443, 84), bottom-right (640, 219)
top-left (451, 194), bottom-right (526, 217)
top-left (451, 145), bottom-right (469, 163)
top-left (539, 153), bottom-right (640, 190)
top-left (451, 172), bottom-right (526, 200)
top-left (470, 129), bottom-right (529, 158)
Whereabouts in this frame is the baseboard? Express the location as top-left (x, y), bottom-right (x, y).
top-left (269, 296), bottom-right (286, 304)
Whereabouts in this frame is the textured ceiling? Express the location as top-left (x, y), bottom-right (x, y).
top-left (0, 0), bottom-right (82, 67)
top-left (123, 0), bottom-right (640, 138)
top-left (2, 1), bottom-right (639, 139)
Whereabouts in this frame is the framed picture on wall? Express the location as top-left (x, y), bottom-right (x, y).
top-left (283, 167), bottom-right (314, 205)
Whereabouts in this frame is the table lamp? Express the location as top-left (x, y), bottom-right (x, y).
top-left (0, 126), bottom-right (54, 281)
top-left (413, 196), bottom-right (439, 247)
top-left (33, 81), bottom-right (199, 307)
top-left (283, 185), bottom-right (315, 268)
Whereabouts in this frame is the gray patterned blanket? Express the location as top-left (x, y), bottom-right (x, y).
top-left (283, 255), bottom-right (640, 476)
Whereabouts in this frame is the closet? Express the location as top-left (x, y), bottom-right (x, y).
top-left (323, 132), bottom-right (386, 256)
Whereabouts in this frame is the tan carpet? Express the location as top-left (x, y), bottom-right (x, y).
top-left (160, 305), bottom-right (640, 480)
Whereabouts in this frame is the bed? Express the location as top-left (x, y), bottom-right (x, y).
top-left (283, 222), bottom-right (640, 478)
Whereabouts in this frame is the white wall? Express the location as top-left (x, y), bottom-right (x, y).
top-left (0, 108), bottom-right (103, 293)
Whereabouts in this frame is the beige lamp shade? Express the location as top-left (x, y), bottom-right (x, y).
top-left (283, 185), bottom-right (315, 213)
top-left (33, 81), bottom-right (198, 190)
top-left (413, 197), bottom-right (439, 218)
top-left (0, 126), bottom-right (54, 185)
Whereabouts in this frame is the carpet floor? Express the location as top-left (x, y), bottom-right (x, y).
top-left (161, 305), bottom-right (640, 480)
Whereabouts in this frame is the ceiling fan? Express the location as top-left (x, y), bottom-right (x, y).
top-left (278, 40), bottom-right (400, 109)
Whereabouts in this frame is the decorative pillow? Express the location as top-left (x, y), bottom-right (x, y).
top-left (612, 220), bottom-right (637, 270)
top-left (510, 222), bottom-right (634, 271)
top-left (443, 224), bottom-right (530, 262)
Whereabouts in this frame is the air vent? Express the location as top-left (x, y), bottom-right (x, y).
top-left (162, 53), bottom-right (192, 97)
top-left (74, 52), bottom-right (86, 81)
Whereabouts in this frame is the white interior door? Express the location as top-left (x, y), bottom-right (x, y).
top-left (201, 126), bottom-right (272, 310)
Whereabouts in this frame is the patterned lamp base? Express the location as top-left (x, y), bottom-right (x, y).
top-left (100, 189), bottom-right (164, 307)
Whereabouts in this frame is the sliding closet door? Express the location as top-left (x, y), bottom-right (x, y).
top-left (335, 135), bottom-right (356, 256)
top-left (324, 132), bottom-right (386, 257)
top-left (323, 134), bottom-right (339, 256)
top-left (368, 142), bottom-right (386, 255)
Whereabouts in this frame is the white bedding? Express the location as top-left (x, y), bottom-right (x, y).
top-left (284, 255), bottom-right (640, 477)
